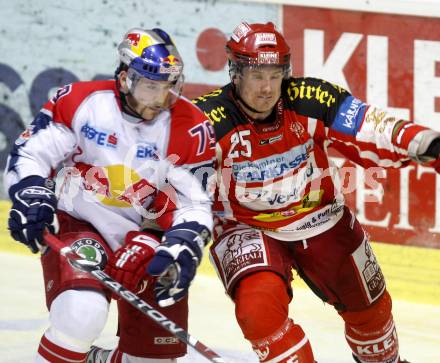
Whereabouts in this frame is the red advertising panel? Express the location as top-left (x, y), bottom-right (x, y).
top-left (283, 6), bottom-right (440, 247)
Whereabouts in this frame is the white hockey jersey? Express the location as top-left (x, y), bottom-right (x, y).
top-left (5, 80), bottom-right (216, 251)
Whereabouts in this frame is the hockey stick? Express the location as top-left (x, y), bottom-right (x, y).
top-left (44, 232), bottom-right (227, 363)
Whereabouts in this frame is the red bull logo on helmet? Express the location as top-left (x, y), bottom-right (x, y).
top-left (162, 55), bottom-right (180, 66)
top-left (127, 33), bottom-right (141, 46)
top-left (159, 55), bottom-right (182, 76)
top-left (126, 32), bottom-right (155, 57)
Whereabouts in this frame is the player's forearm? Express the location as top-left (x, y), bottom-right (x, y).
top-left (172, 204), bottom-right (214, 233)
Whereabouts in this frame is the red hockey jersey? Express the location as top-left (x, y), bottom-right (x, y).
top-left (193, 77), bottom-right (432, 240)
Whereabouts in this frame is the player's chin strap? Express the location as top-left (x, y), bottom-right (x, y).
top-left (43, 232), bottom-right (228, 363)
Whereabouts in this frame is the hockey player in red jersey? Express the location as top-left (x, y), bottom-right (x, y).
top-left (5, 28), bottom-right (215, 362)
top-left (193, 22), bottom-right (440, 363)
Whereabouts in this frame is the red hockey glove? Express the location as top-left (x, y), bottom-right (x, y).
top-left (105, 231), bottom-right (159, 292)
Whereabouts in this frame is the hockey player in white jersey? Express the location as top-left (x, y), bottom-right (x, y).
top-left (5, 28), bottom-right (215, 362)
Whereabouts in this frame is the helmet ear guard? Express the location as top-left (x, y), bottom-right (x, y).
top-left (226, 22), bottom-right (291, 80)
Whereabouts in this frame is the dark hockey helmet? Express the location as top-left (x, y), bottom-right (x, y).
top-left (226, 22), bottom-right (291, 79)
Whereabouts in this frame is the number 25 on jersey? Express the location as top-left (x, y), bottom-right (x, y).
top-left (228, 130), bottom-right (252, 158)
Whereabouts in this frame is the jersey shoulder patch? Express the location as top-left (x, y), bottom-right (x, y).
top-left (42, 80), bottom-right (117, 128)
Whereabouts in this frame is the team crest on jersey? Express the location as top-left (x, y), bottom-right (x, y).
top-left (69, 238), bottom-right (108, 270)
top-left (289, 121), bottom-right (306, 139)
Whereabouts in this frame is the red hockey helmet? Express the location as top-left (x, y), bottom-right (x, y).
top-left (226, 22), bottom-right (291, 78)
